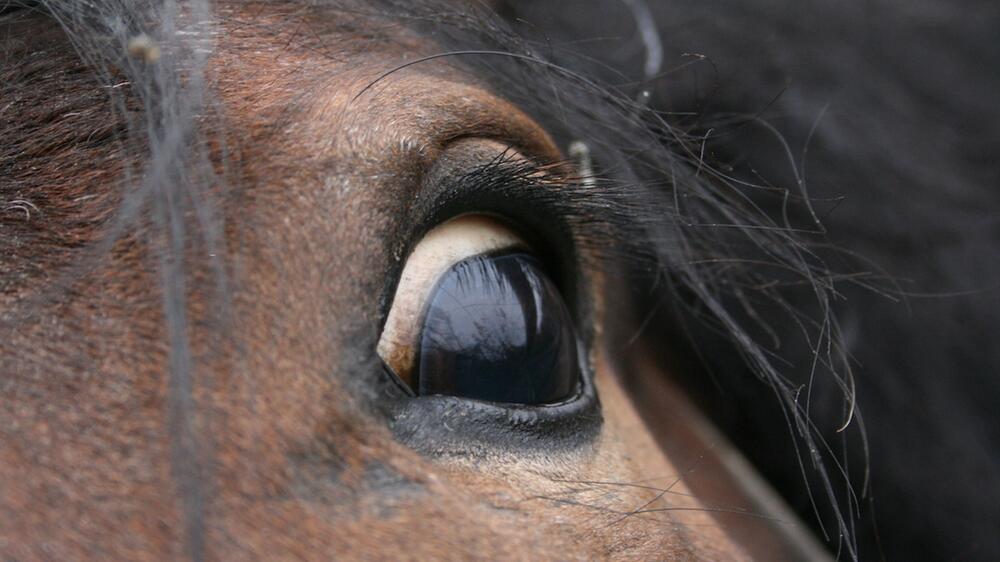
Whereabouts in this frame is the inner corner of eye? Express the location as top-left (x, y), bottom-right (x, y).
top-left (377, 214), bottom-right (581, 406)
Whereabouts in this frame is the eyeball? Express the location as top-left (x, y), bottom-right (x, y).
top-left (378, 215), bottom-right (581, 405)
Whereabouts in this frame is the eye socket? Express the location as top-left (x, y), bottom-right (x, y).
top-left (378, 215), bottom-right (582, 406)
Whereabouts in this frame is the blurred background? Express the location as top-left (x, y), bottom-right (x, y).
top-left (496, 1), bottom-right (1000, 560)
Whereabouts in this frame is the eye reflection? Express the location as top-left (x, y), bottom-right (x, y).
top-left (417, 252), bottom-right (579, 405)
top-left (377, 215), bottom-right (583, 406)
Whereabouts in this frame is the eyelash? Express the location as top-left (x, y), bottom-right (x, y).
top-left (423, 148), bottom-right (638, 268)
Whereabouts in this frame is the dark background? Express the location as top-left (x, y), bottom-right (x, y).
top-left (496, 1), bottom-right (1000, 560)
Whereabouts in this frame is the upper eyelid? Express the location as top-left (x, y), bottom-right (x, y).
top-left (444, 145), bottom-right (634, 255)
top-left (453, 148), bottom-right (572, 189)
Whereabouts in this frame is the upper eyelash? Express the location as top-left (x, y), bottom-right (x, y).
top-left (451, 148), bottom-right (651, 263)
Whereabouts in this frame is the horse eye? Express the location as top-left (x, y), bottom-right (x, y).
top-left (417, 252), bottom-right (578, 404)
top-left (377, 215), bottom-right (581, 405)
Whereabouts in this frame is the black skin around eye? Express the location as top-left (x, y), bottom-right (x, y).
top-left (417, 252), bottom-right (579, 405)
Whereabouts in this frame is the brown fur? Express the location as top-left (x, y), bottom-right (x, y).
top-left (1, 5), bottom-right (819, 559)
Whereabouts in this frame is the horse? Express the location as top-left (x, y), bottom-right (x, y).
top-left (2, 1), bottom-right (998, 560)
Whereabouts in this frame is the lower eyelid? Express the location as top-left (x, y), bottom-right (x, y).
top-left (377, 214), bottom-right (529, 386)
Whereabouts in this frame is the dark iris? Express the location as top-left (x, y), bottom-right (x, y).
top-left (416, 252), bottom-right (580, 405)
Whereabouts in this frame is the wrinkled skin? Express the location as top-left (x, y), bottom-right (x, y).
top-left (0, 5), bottom-right (825, 560)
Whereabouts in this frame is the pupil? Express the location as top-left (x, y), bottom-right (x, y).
top-left (417, 252), bottom-right (579, 405)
